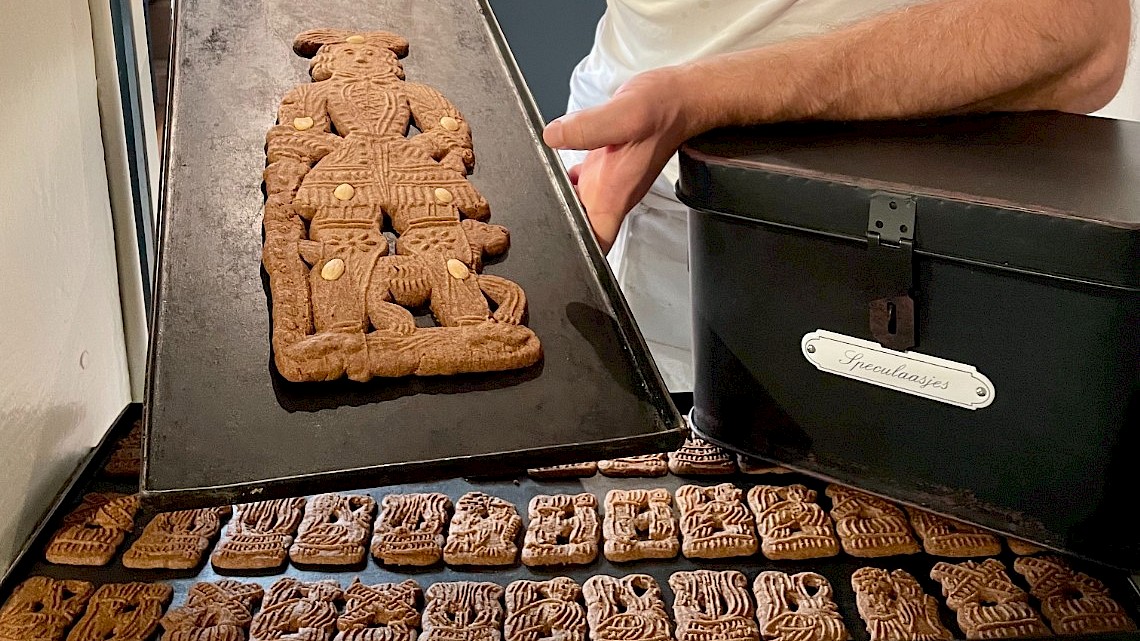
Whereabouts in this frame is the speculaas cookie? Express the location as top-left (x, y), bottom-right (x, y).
top-left (826, 485), bottom-right (920, 558)
top-left (65, 582), bottom-right (173, 641)
top-left (675, 483), bottom-right (758, 559)
top-left (371, 493), bottom-right (451, 567)
top-left (1013, 555), bottom-right (1136, 635)
top-left (420, 582), bottom-right (503, 641)
top-left (0, 576), bottom-right (93, 641)
top-left (602, 489), bottom-right (679, 562)
top-left (123, 506), bottom-right (232, 570)
top-left (335, 579), bottom-right (421, 641)
top-left (1006, 538), bottom-right (1045, 556)
top-left (159, 580), bottom-right (263, 641)
top-left (249, 578), bottom-right (343, 641)
top-left (263, 29), bottom-right (540, 382)
top-left (521, 493), bottom-right (599, 567)
top-left (597, 454), bottom-right (668, 478)
top-left (44, 493), bottom-right (140, 566)
top-left (737, 455), bottom-right (793, 475)
top-left (212, 497), bottom-right (307, 571)
top-left (747, 484), bottom-right (839, 560)
top-left (930, 558), bottom-right (1050, 639)
top-left (582, 574), bottom-right (671, 641)
top-left (504, 578), bottom-right (585, 641)
top-left (753, 571), bottom-right (850, 641)
top-left (526, 462), bottom-right (598, 480)
top-left (669, 570), bottom-right (760, 641)
top-left (905, 508), bottom-right (1001, 558)
top-left (103, 418), bottom-right (142, 478)
top-left (851, 567), bottom-right (952, 641)
top-left (668, 437), bottom-right (736, 476)
top-left (289, 493), bottom-right (376, 566)
top-left (442, 492), bottom-right (522, 566)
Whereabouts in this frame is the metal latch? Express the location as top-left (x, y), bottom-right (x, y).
top-left (867, 193), bottom-right (917, 351)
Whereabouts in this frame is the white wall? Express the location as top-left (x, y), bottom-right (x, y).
top-left (0, 0), bottom-right (132, 576)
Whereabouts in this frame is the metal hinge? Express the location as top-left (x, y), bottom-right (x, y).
top-left (867, 193), bottom-right (917, 352)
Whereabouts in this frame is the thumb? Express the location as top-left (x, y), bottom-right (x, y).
top-left (543, 95), bottom-right (645, 151)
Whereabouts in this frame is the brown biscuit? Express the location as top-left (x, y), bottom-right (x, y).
top-left (753, 571), bottom-right (850, 641)
top-left (249, 578), bottom-right (343, 641)
top-left (526, 462), bottom-right (597, 479)
top-left (66, 582), bottom-right (173, 641)
top-left (504, 578), bottom-right (585, 641)
top-left (103, 418), bottom-right (142, 478)
top-left (826, 485), bottom-right (920, 558)
top-left (0, 577), bottom-right (93, 641)
top-left (582, 574), bottom-right (671, 641)
top-left (371, 493), bottom-right (450, 567)
top-left (1013, 555), bottom-right (1136, 635)
top-left (602, 489), bottom-right (679, 562)
top-left (289, 493), bottom-right (376, 566)
top-left (123, 506), bottom-right (232, 570)
top-left (212, 497), bottom-right (307, 570)
top-left (597, 454), bottom-right (668, 478)
top-left (747, 484), bottom-right (839, 560)
top-left (264, 30), bottom-right (540, 383)
top-left (335, 579), bottom-right (421, 641)
top-left (44, 493), bottom-right (140, 566)
top-left (737, 455), bottom-right (793, 475)
top-left (159, 580), bottom-right (264, 641)
top-left (930, 558), bottom-right (1050, 639)
top-left (851, 567), bottom-right (953, 641)
top-left (675, 483), bottom-right (758, 559)
top-left (1005, 538), bottom-right (1045, 556)
top-left (905, 508), bottom-right (1002, 558)
top-left (667, 437), bottom-right (736, 476)
top-left (443, 492), bottom-right (522, 566)
top-left (521, 493), bottom-right (599, 566)
top-left (669, 570), bottom-right (760, 641)
top-left (420, 582), bottom-right (503, 641)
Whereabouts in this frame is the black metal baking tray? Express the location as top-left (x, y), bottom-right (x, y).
top-left (144, 0), bottom-right (683, 510)
top-left (5, 429), bottom-right (1140, 641)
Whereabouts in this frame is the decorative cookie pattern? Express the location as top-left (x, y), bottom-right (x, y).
top-left (668, 437), bottom-right (736, 476)
top-left (597, 454), bottom-right (668, 478)
top-left (103, 418), bottom-right (142, 478)
top-left (747, 484), bottom-right (839, 560)
top-left (753, 571), bottom-right (850, 641)
top-left (420, 582), bottom-right (503, 641)
top-left (0, 577), bottom-right (93, 641)
top-left (371, 493), bottom-right (451, 567)
top-left (290, 493), bottom-right (377, 566)
top-left (521, 493), bottom-right (599, 567)
top-left (669, 570), bottom-right (760, 641)
top-left (1006, 538), bottom-right (1045, 556)
top-left (250, 578), bottom-right (343, 641)
top-left (526, 462), bottom-right (597, 480)
top-left (851, 567), bottom-right (952, 641)
top-left (826, 485), bottom-right (920, 558)
top-left (676, 483), bottom-right (758, 559)
top-left (262, 29), bottom-right (540, 382)
top-left (159, 580), bottom-right (264, 641)
top-left (65, 582), bottom-right (173, 641)
top-left (1013, 555), bottom-right (1136, 635)
top-left (336, 579), bottom-right (421, 641)
top-left (737, 456), bottom-right (793, 475)
top-left (602, 489), bottom-right (679, 562)
top-left (45, 493), bottom-right (140, 566)
top-left (442, 492), bottom-right (522, 566)
top-left (212, 498), bottom-right (307, 570)
top-left (582, 574), bottom-right (671, 641)
top-left (504, 578), bottom-right (585, 641)
top-left (905, 508), bottom-right (1001, 558)
top-left (930, 559), bottom-right (1050, 639)
top-left (123, 507), bottom-right (232, 570)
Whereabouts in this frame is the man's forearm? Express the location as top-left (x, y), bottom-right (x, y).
top-left (679, 0), bottom-right (1131, 133)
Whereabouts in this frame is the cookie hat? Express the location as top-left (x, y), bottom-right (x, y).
top-left (293, 28), bottom-right (410, 58)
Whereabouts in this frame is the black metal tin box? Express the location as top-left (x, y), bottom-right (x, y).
top-left (677, 113), bottom-right (1140, 571)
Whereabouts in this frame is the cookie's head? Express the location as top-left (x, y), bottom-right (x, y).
top-left (293, 29), bottom-right (410, 81)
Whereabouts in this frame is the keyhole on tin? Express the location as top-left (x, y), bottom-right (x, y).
top-left (886, 301), bottom-right (898, 335)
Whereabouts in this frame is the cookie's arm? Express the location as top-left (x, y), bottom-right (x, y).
top-left (404, 83), bottom-right (475, 174)
top-left (478, 274), bottom-right (527, 325)
top-left (266, 85), bottom-right (341, 165)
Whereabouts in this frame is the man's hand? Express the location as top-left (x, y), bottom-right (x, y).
top-left (544, 69), bottom-right (703, 252)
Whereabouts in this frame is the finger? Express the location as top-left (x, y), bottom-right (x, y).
top-left (543, 94), bottom-right (647, 150)
top-left (567, 163), bottom-right (581, 185)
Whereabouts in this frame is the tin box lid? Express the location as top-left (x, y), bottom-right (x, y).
top-left (677, 112), bottom-right (1140, 291)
